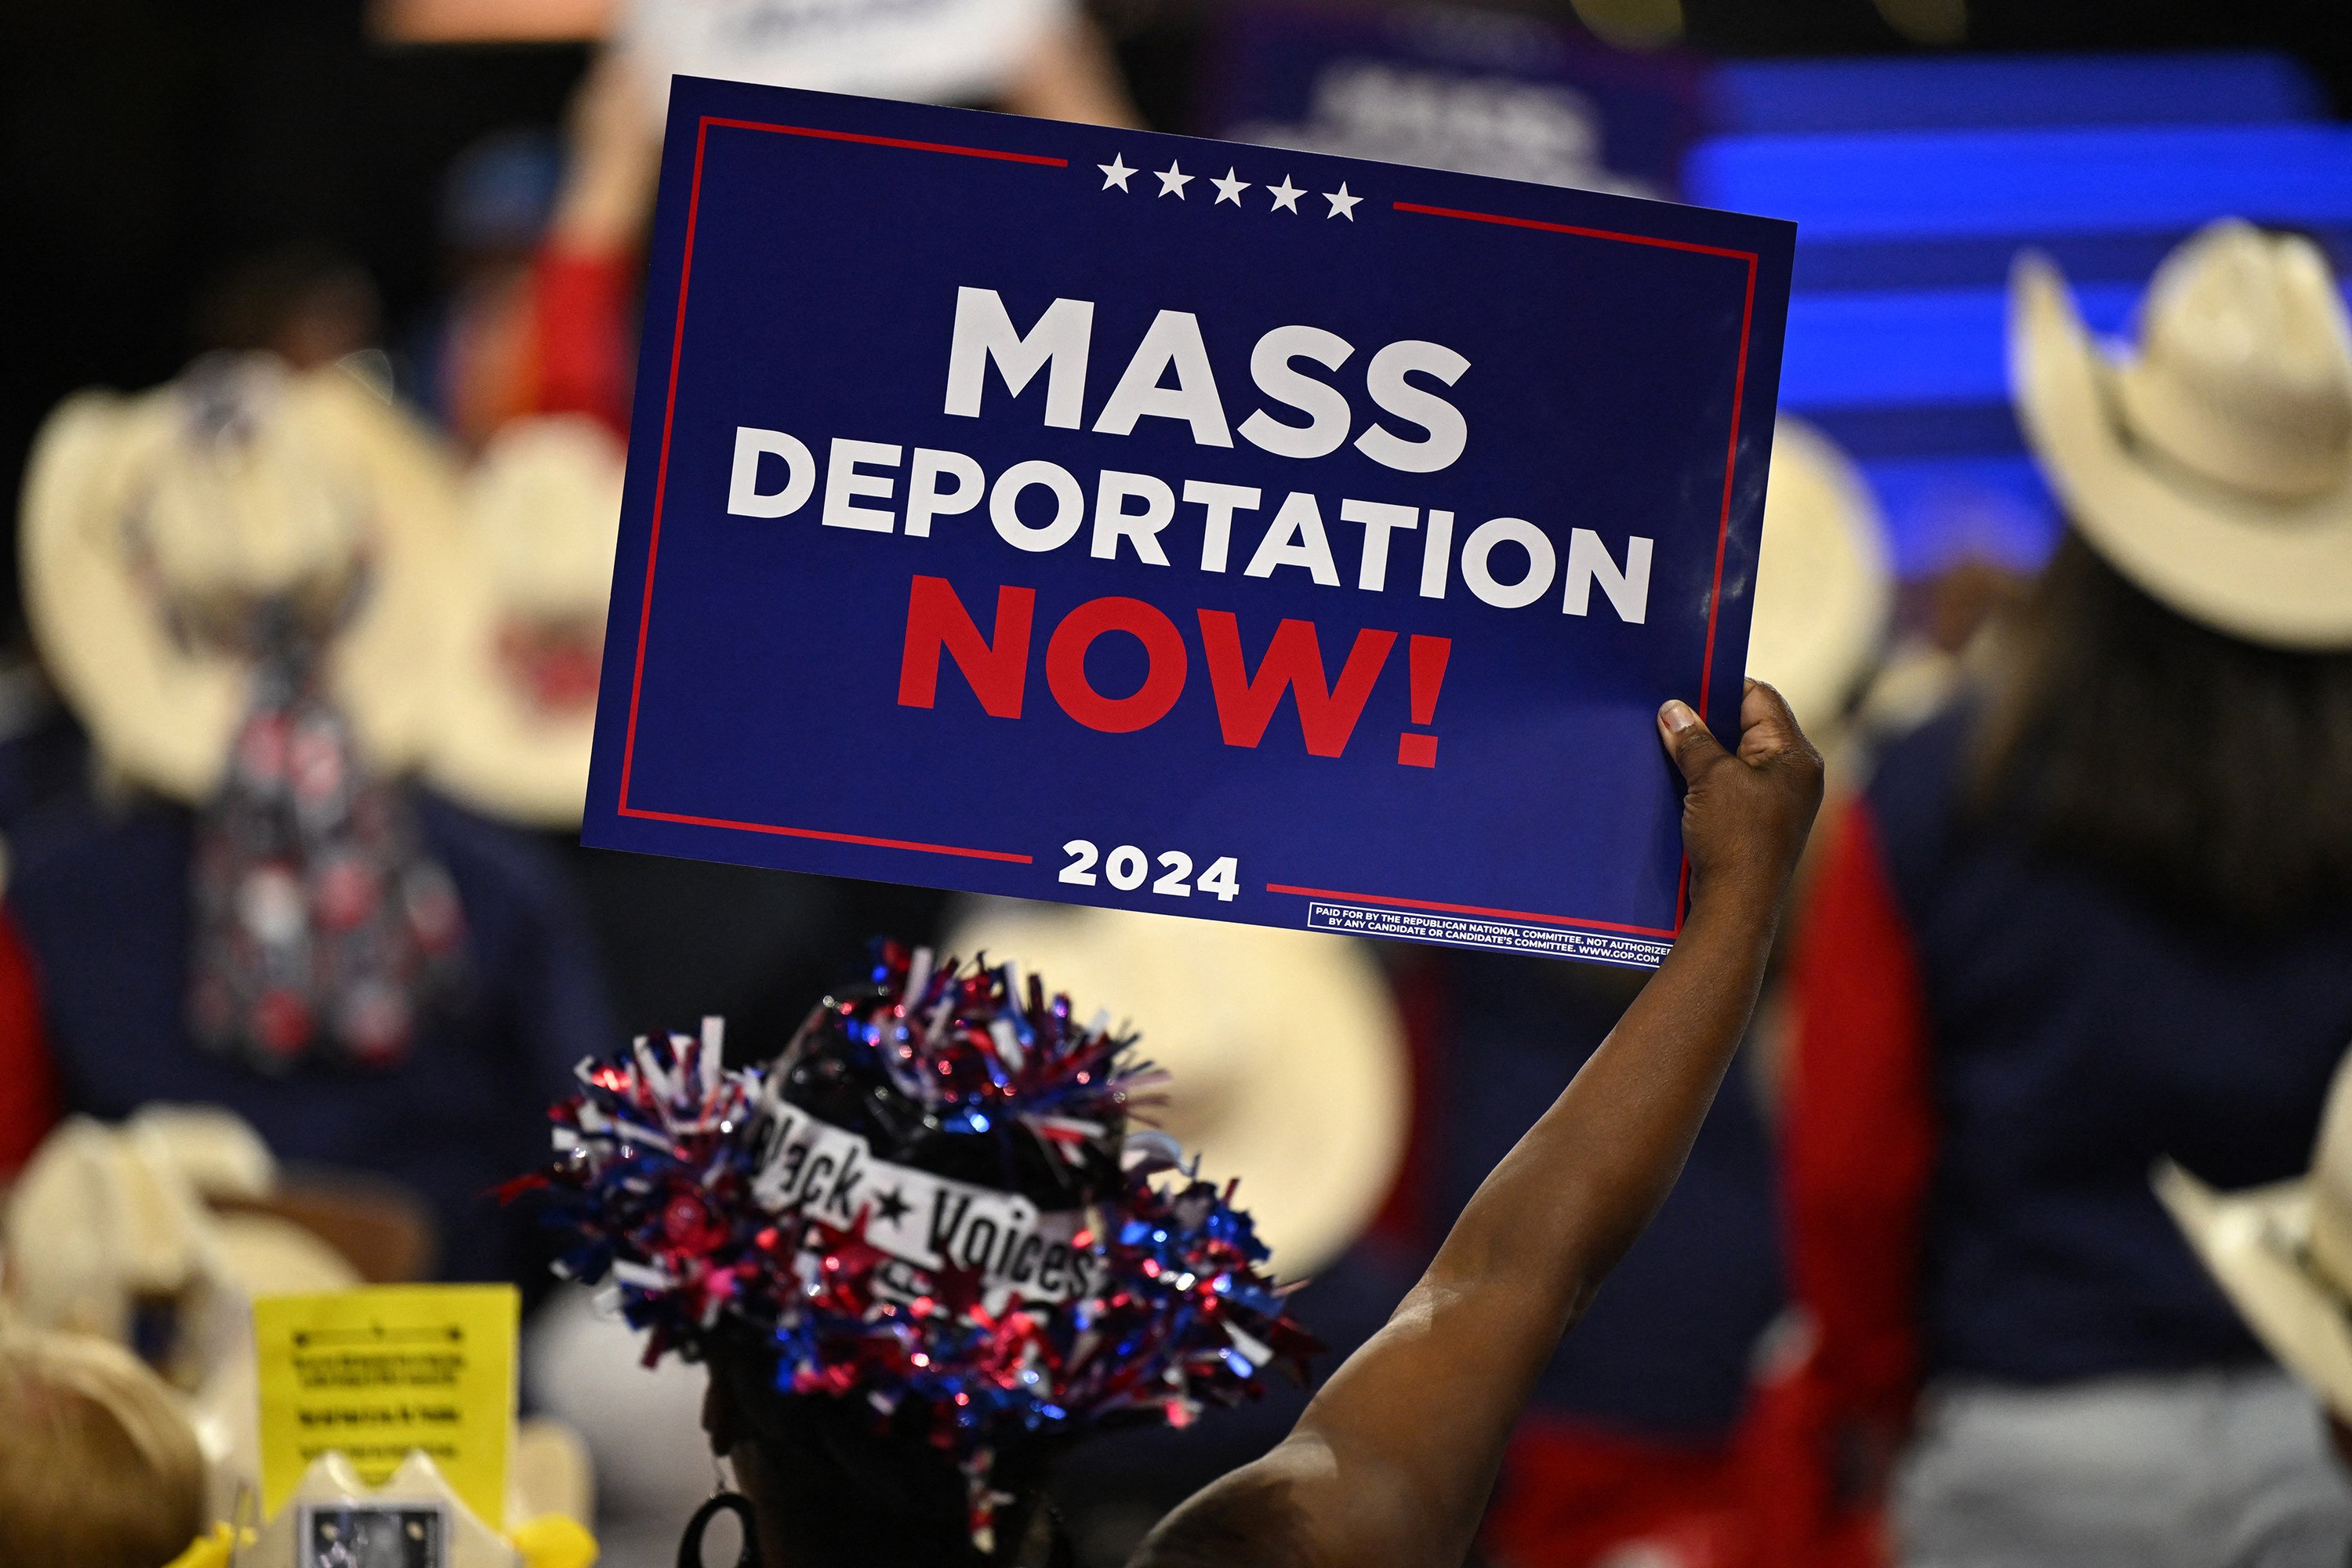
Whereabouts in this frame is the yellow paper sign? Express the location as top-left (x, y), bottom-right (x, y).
top-left (253, 1283), bottom-right (518, 1528)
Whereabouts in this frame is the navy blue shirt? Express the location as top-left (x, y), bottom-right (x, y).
top-left (7, 788), bottom-right (617, 1286)
top-left (1440, 951), bottom-right (1783, 1443)
top-left (1871, 708), bottom-right (2352, 1383)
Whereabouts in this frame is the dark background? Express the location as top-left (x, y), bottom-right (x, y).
top-left (4, 0), bottom-right (2350, 652)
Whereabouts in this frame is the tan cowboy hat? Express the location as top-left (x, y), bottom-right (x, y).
top-left (2158, 1047), bottom-right (2352, 1422)
top-left (1747, 417), bottom-right (1893, 739)
top-left (426, 415), bottom-right (621, 828)
top-left (946, 903), bottom-right (1410, 1278)
top-left (2, 1108), bottom-right (358, 1349)
top-left (20, 355), bottom-right (463, 801)
top-left (2012, 219), bottom-right (2352, 650)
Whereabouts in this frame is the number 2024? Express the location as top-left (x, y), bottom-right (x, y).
top-left (1060, 840), bottom-right (1240, 902)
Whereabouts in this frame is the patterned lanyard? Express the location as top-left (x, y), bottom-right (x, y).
top-left (187, 602), bottom-right (466, 1073)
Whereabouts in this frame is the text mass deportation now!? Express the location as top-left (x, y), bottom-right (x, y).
top-left (717, 286), bottom-right (1661, 758)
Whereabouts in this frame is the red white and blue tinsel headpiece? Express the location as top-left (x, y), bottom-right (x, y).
top-left (521, 941), bottom-right (1316, 1547)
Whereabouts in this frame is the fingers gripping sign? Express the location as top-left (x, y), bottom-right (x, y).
top-left (1657, 678), bottom-right (1824, 914)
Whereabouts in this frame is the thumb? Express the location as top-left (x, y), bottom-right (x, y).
top-left (1657, 699), bottom-right (1730, 785)
top-left (1733, 677), bottom-right (1809, 764)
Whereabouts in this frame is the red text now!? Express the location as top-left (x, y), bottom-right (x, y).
top-left (895, 575), bottom-right (1447, 765)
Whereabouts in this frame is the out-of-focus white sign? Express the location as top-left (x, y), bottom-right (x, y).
top-left (1200, 1), bottom-right (1704, 198)
top-left (621, 0), bottom-right (1069, 107)
top-left (1229, 60), bottom-right (1654, 195)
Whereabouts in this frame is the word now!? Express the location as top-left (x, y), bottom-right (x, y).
top-left (898, 575), bottom-right (1452, 765)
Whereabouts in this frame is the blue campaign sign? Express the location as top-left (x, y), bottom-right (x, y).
top-left (585, 76), bottom-right (1793, 969)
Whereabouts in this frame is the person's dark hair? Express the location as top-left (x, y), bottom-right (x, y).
top-left (1969, 529), bottom-right (2352, 927)
top-left (712, 1330), bottom-right (1076, 1568)
top-left (191, 241), bottom-right (381, 368)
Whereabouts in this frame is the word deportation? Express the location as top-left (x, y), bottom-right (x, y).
top-left (723, 286), bottom-right (1655, 622)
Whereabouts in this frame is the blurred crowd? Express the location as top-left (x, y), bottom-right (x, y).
top-left (4, 3), bottom-right (2352, 1567)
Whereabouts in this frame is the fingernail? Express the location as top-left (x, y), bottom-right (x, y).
top-left (1659, 700), bottom-right (1697, 733)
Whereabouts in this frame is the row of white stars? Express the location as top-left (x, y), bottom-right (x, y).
top-left (1098, 154), bottom-right (1362, 220)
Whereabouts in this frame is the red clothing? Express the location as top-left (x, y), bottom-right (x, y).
top-left (1750, 795), bottom-right (1936, 1568)
top-left (1786, 797), bottom-right (1934, 1425)
top-left (0, 907), bottom-right (60, 1174)
top-left (437, 244), bottom-right (636, 451)
top-left (1487, 1416), bottom-right (1751, 1568)
top-left (527, 245), bottom-right (636, 437)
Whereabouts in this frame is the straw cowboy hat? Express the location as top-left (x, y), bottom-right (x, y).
top-left (1747, 417), bottom-right (1893, 739)
top-left (426, 414), bottom-right (621, 829)
top-left (2, 1108), bottom-right (358, 1357)
top-left (2012, 219), bottom-right (2352, 650)
top-left (946, 903), bottom-right (1409, 1278)
top-left (2158, 1048), bottom-right (2352, 1423)
top-left (20, 355), bottom-right (461, 801)
top-left (4, 1106), bottom-right (359, 1515)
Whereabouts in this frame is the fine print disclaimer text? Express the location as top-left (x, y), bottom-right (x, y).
top-left (1305, 901), bottom-right (1669, 969)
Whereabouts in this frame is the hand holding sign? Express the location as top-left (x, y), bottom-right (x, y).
top-left (587, 79), bottom-right (1792, 967)
top-left (1658, 678), bottom-right (1824, 921)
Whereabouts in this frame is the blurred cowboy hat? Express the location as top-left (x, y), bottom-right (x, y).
top-left (19, 354), bottom-right (461, 802)
top-left (2012, 220), bottom-right (2352, 649)
top-left (0, 1108), bottom-right (433, 1522)
top-left (2158, 1047), bottom-right (2352, 1423)
top-left (946, 903), bottom-right (1409, 1278)
top-left (1747, 417), bottom-right (1893, 739)
top-left (426, 415), bottom-right (620, 828)
top-left (2, 1108), bottom-right (359, 1348)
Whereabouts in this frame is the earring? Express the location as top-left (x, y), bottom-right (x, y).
top-left (677, 1489), bottom-right (764, 1568)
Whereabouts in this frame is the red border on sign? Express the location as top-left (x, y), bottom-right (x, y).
top-left (616, 115), bottom-right (1058, 865)
top-left (1256, 201), bottom-right (1759, 938)
top-left (614, 121), bottom-right (1764, 933)
top-left (621, 805), bottom-right (1035, 864)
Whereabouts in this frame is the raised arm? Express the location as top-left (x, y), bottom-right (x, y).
top-left (1133, 680), bottom-right (1824, 1568)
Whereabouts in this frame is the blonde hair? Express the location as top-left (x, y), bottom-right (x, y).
top-left (0, 1330), bottom-right (207, 1568)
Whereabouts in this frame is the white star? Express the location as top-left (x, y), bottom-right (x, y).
top-left (1323, 182), bottom-right (1362, 220)
top-left (1098, 154), bottom-right (1134, 191)
top-left (1155, 160), bottom-right (1193, 198)
top-left (1267, 175), bottom-right (1304, 214)
top-left (1210, 167), bottom-right (1250, 205)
